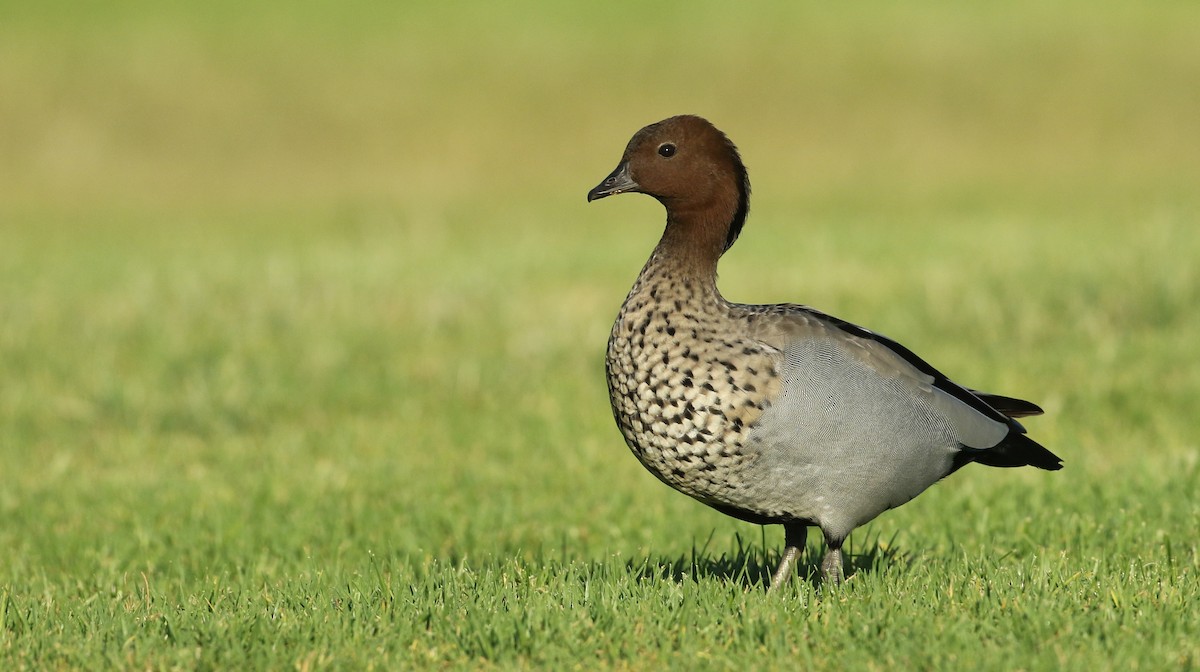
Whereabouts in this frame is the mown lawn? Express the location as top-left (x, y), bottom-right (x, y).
top-left (2, 1), bottom-right (1198, 669)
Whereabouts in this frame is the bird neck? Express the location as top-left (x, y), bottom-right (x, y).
top-left (627, 216), bottom-right (731, 307)
top-left (651, 201), bottom-right (737, 280)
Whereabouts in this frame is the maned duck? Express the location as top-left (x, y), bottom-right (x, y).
top-left (587, 115), bottom-right (1062, 589)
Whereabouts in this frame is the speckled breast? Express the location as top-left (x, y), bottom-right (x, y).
top-left (604, 289), bottom-right (781, 509)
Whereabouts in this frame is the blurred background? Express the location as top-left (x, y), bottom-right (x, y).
top-left (5, 1), bottom-right (1198, 216)
top-left (1, 0), bottom-right (1197, 572)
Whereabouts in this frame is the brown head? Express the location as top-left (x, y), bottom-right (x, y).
top-left (588, 115), bottom-right (751, 257)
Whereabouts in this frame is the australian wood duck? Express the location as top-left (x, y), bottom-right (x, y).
top-left (587, 115), bottom-right (1062, 589)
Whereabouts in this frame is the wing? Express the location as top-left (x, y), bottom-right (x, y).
top-left (968, 391), bottom-right (1043, 419)
top-left (742, 303), bottom-right (1062, 471)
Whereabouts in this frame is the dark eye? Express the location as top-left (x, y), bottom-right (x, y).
top-left (657, 143), bottom-right (676, 158)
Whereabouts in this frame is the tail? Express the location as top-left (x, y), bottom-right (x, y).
top-left (972, 432), bottom-right (1063, 471)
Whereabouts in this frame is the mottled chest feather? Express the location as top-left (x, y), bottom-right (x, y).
top-left (605, 265), bottom-right (781, 504)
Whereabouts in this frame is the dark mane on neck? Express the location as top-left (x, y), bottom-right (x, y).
top-left (722, 135), bottom-right (751, 253)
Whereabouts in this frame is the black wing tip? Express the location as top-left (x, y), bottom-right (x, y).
top-left (972, 391), bottom-right (1045, 419)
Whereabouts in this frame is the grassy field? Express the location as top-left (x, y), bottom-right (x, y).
top-left (2, 1), bottom-right (1199, 669)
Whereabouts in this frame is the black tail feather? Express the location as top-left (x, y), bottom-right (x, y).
top-left (971, 432), bottom-right (1063, 471)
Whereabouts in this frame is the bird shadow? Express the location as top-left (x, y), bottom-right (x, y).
top-left (626, 529), bottom-right (909, 590)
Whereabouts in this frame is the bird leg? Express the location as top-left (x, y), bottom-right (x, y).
top-left (820, 540), bottom-right (844, 586)
top-left (768, 524), bottom-right (807, 591)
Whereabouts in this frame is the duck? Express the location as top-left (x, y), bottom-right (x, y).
top-left (587, 115), bottom-right (1062, 589)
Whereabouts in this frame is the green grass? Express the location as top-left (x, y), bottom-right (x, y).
top-left (2, 1), bottom-right (1199, 669)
